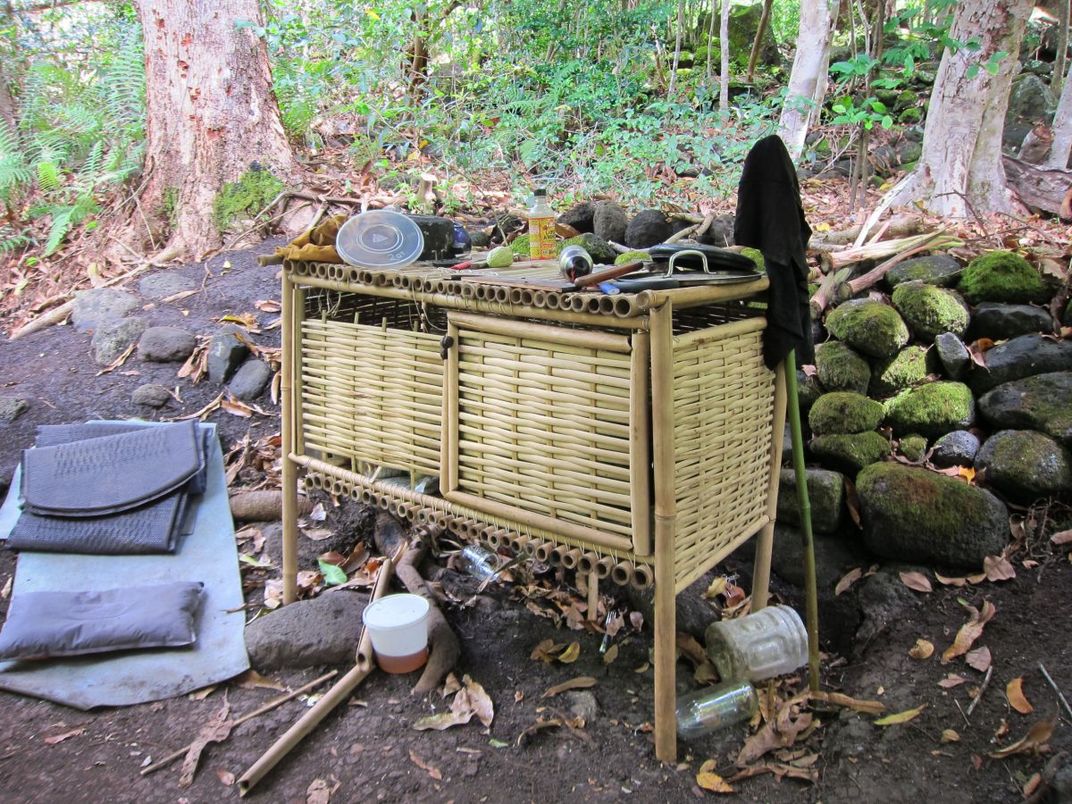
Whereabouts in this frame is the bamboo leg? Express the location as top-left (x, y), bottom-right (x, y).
top-left (650, 302), bottom-right (677, 764)
top-left (752, 363), bottom-right (787, 611)
top-left (281, 274), bottom-right (299, 605)
top-left (586, 570), bottom-right (599, 622)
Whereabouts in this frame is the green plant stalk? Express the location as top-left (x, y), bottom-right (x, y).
top-left (784, 349), bottom-right (820, 692)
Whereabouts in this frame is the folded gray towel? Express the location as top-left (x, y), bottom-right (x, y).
top-left (0, 581), bottom-right (205, 660)
top-left (21, 420), bottom-right (201, 517)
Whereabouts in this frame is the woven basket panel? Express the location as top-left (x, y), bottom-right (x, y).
top-left (300, 319), bottom-right (442, 474)
top-left (671, 328), bottom-right (774, 584)
top-left (455, 329), bottom-right (635, 538)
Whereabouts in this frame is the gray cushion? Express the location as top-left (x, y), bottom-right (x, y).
top-left (0, 581), bottom-right (205, 660)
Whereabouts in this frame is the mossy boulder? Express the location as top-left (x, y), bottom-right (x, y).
top-left (815, 341), bottom-right (871, 394)
top-left (870, 345), bottom-right (929, 397)
top-left (776, 467), bottom-right (846, 533)
top-left (957, 250), bottom-right (1049, 304)
top-left (212, 168), bottom-right (284, 232)
top-left (810, 431), bottom-right (891, 475)
top-left (559, 232), bottom-right (616, 264)
top-left (978, 371), bottom-right (1072, 449)
top-left (509, 234), bottom-right (531, 257)
top-left (856, 463), bottom-right (1009, 568)
top-left (884, 381), bottom-right (974, 438)
top-left (809, 392), bottom-right (884, 435)
top-left (891, 281), bottom-right (970, 342)
top-left (770, 526), bottom-right (866, 591)
top-left (826, 299), bottom-right (910, 358)
top-left (931, 430), bottom-right (981, 468)
top-left (967, 334), bottom-right (1072, 394)
top-left (886, 254), bottom-right (963, 289)
top-left (969, 303), bottom-right (1055, 341)
top-left (975, 430), bottom-right (1072, 502)
top-left (899, 434), bottom-right (928, 462)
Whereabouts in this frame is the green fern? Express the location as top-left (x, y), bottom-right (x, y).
top-left (0, 122), bottom-right (31, 202)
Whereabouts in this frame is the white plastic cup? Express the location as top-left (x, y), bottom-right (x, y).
top-left (705, 604), bottom-right (808, 682)
top-left (361, 593), bottom-right (430, 674)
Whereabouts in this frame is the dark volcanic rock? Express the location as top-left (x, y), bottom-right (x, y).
top-left (624, 209), bottom-right (672, 248)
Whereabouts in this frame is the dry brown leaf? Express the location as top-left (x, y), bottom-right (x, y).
top-left (558, 642), bottom-right (581, 664)
top-left (542, 676), bottom-right (597, 699)
top-left (413, 711), bottom-right (472, 731)
top-left (409, 750), bottom-right (443, 781)
top-left (255, 299), bottom-right (282, 312)
top-left (236, 670), bottom-right (286, 691)
top-left (874, 704), bottom-right (926, 726)
top-left (808, 690), bottom-right (885, 715)
top-left (306, 777), bottom-right (337, 804)
top-left (899, 571), bottom-right (932, 593)
top-left (908, 639), bottom-right (935, 660)
top-left (966, 646), bottom-right (992, 672)
top-left (188, 685), bottom-right (217, 701)
top-left (602, 644), bottom-right (619, 665)
top-left (988, 719), bottom-right (1055, 759)
top-left (983, 554), bottom-right (1016, 582)
top-left (629, 611), bottom-right (644, 630)
top-left (696, 759), bottom-right (734, 793)
top-left (941, 600), bottom-right (996, 664)
top-left (95, 342), bottom-right (136, 377)
top-left (737, 698), bottom-right (814, 765)
top-left (676, 633), bottom-right (708, 666)
top-left (180, 700), bottom-right (233, 787)
top-left (462, 675), bottom-right (494, 728)
top-left (835, 567), bottom-right (864, 596)
top-left (634, 662), bottom-right (650, 674)
top-left (529, 638), bottom-right (564, 663)
top-left (1006, 677), bottom-right (1033, 714)
top-left (43, 727), bottom-right (85, 745)
top-left (938, 673), bottom-right (968, 688)
top-left (302, 527), bottom-right (334, 542)
top-left (1051, 529), bottom-right (1072, 545)
top-left (844, 478), bottom-right (862, 528)
top-left (940, 729), bottom-right (960, 743)
top-left (704, 576), bottom-right (728, 599)
top-left (221, 396), bottom-right (254, 418)
top-left (216, 769), bottom-right (235, 786)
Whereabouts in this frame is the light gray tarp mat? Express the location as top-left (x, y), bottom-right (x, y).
top-left (0, 422), bottom-right (249, 708)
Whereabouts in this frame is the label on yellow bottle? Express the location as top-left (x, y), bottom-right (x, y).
top-left (528, 216), bottom-right (557, 260)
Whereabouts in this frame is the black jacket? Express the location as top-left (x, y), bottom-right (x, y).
top-left (734, 135), bottom-right (814, 369)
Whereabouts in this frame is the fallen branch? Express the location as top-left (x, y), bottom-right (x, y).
top-left (812, 213), bottom-right (923, 248)
top-left (396, 535), bottom-right (460, 697)
top-left (842, 233), bottom-right (961, 296)
top-left (237, 551), bottom-right (399, 796)
top-left (966, 665), bottom-right (993, 718)
top-left (665, 224), bottom-right (699, 243)
top-left (826, 230), bottom-right (958, 270)
top-left (1039, 662), bottom-right (1072, 722)
top-left (140, 670), bottom-right (338, 776)
top-left (1002, 155), bottom-right (1072, 219)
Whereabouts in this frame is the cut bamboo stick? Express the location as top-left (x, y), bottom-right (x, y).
top-left (281, 276), bottom-right (299, 606)
top-left (237, 553), bottom-right (396, 795)
top-left (611, 561), bottom-right (632, 586)
top-left (630, 563), bottom-right (654, 589)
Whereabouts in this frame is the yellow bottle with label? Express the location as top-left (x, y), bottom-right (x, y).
top-left (528, 188), bottom-right (556, 261)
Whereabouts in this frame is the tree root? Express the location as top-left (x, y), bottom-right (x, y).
top-left (396, 537), bottom-right (460, 697)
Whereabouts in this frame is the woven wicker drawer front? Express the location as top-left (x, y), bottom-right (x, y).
top-left (300, 319), bottom-right (442, 474)
top-left (447, 316), bottom-right (640, 548)
top-left (671, 323), bottom-right (774, 588)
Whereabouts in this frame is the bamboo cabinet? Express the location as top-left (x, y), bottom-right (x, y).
top-left (279, 260), bottom-right (786, 762)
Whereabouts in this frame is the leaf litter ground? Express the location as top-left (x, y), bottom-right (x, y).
top-left (0, 239), bottom-right (1069, 803)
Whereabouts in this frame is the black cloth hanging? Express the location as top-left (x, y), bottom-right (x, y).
top-left (734, 135), bottom-right (814, 369)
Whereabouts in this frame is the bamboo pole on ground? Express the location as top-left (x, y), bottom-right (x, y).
top-left (784, 351), bottom-right (819, 692)
top-left (751, 364), bottom-right (787, 609)
top-left (237, 553), bottom-right (398, 795)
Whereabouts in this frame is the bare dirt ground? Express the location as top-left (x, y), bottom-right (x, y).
top-left (0, 240), bottom-right (1069, 804)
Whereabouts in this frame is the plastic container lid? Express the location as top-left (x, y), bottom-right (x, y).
top-left (335, 210), bottom-right (425, 269)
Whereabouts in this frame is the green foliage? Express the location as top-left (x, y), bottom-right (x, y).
top-left (212, 168), bottom-right (284, 232)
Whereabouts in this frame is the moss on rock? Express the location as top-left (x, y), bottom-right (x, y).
top-left (212, 168), bottom-right (283, 232)
top-left (738, 247), bottom-right (765, 273)
top-left (809, 391), bottom-right (884, 435)
top-left (891, 281), bottom-right (970, 342)
top-left (856, 463), bottom-right (1009, 568)
top-left (884, 381), bottom-right (975, 438)
top-left (870, 345), bottom-right (929, 397)
top-left (815, 341), bottom-right (871, 394)
top-left (510, 234), bottom-right (531, 257)
top-left (958, 250), bottom-right (1049, 304)
top-left (974, 429), bottom-right (1072, 502)
top-left (810, 431), bottom-right (891, 475)
top-left (826, 299), bottom-right (910, 358)
top-left (899, 434), bottom-right (928, 462)
top-left (614, 250), bottom-right (650, 266)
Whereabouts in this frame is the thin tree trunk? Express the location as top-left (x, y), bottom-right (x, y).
top-left (1046, 57), bottom-right (1072, 167)
top-left (705, 0), bottom-right (717, 83)
top-left (131, 0), bottom-right (295, 260)
top-left (1054, 0), bottom-right (1070, 98)
top-left (746, 0), bottom-right (774, 82)
top-left (778, 0), bottom-right (838, 160)
top-left (669, 0), bottom-right (684, 96)
top-left (718, 0), bottom-right (731, 110)
top-left (883, 0), bottom-right (1035, 217)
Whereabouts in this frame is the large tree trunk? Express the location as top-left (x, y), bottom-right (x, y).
top-left (132, 0), bottom-right (295, 260)
top-left (777, 0), bottom-right (838, 161)
top-left (718, 0), bottom-right (731, 110)
top-left (885, 0), bottom-right (1034, 217)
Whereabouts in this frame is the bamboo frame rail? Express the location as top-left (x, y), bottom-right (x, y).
top-left (279, 259), bottom-right (783, 765)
